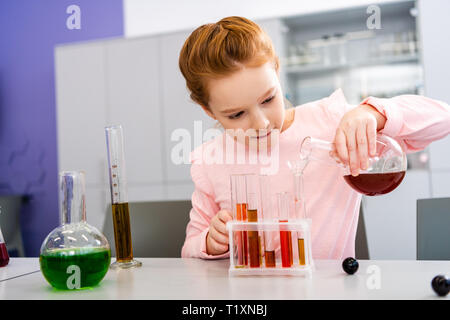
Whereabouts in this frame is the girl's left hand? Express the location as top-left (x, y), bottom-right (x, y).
top-left (331, 104), bottom-right (386, 176)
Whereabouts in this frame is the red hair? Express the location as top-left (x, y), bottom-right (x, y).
top-left (179, 16), bottom-right (279, 108)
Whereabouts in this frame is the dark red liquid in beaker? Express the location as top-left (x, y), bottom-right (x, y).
top-left (0, 243), bottom-right (10, 267)
top-left (344, 171), bottom-right (406, 196)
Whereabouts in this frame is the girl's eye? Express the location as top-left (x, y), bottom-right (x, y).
top-left (228, 111), bottom-right (244, 119)
top-left (262, 95), bottom-right (275, 104)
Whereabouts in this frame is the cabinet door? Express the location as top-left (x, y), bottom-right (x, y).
top-left (105, 37), bottom-right (164, 187)
top-left (257, 18), bottom-right (288, 89)
top-left (55, 43), bottom-right (109, 187)
top-left (160, 31), bottom-right (216, 187)
top-left (418, 0), bottom-right (450, 195)
top-left (362, 171), bottom-right (431, 260)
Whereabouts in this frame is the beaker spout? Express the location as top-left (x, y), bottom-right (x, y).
top-left (299, 136), bottom-right (342, 168)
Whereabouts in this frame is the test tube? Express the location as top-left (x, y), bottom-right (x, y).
top-left (259, 175), bottom-right (275, 268)
top-left (230, 174), bottom-right (248, 267)
top-left (246, 174), bottom-right (260, 268)
top-left (105, 125), bottom-right (142, 269)
top-left (294, 172), bottom-right (306, 266)
top-left (278, 192), bottom-right (293, 268)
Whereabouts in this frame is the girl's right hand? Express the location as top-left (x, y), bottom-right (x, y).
top-left (206, 209), bottom-right (233, 255)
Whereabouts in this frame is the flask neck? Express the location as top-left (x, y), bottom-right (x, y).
top-left (300, 136), bottom-right (346, 169)
top-left (60, 171), bottom-right (87, 225)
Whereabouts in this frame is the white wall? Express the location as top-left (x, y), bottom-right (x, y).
top-left (123, 0), bottom-right (405, 38)
top-left (418, 0), bottom-right (450, 199)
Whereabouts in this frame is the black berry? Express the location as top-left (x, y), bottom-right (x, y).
top-left (342, 257), bottom-right (359, 275)
top-left (431, 275), bottom-right (449, 297)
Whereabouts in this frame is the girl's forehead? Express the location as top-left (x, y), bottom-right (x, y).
top-left (208, 62), bottom-right (278, 111)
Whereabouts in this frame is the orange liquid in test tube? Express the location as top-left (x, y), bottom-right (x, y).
top-left (247, 208), bottom-right (260, 268)
top-left (236, 203), bottom-right (248, 266)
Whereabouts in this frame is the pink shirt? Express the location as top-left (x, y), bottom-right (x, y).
top-left (181, 88), bottom-right (450, 260)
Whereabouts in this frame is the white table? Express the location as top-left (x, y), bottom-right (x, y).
top-left (0, 258), bottom-right (40, 282)
top-left (0, 258), bottom-right (449, 300)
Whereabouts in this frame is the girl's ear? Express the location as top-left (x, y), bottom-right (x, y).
top-left (201, 105), bottom-right (217, 120)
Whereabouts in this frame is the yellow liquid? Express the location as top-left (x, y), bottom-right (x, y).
top-left (298, 238), bottom-right (306, 266)
top-left (112, 203), bottom-right (134, 262)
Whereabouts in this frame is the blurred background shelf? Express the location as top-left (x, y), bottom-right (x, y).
top-left (285, 54), bottom-right (419, 76)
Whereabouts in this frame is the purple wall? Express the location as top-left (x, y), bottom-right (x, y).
top-left (0, 0), bottom-right (124, 256)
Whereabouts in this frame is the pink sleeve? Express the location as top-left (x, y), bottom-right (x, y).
top-left (181, 153), bottom-right (230, 260)
top-left (319, 88), bottom-right (356, 131)
top-left (361, 95), bottom-right (450, 153)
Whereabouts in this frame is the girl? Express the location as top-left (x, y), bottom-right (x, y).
top-left (179, 16), bottom-right (450, 259)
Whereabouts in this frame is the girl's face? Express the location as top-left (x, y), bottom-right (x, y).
top-left (203, 61), bottom-right (285, 148)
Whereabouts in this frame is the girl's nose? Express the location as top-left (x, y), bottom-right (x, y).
top-left (252, 109), bottom-right (270, 131)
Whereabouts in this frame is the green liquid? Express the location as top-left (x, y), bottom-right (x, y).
top-left (39, 247), bottom-right (111, 290)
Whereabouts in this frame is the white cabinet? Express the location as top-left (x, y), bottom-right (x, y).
top-left (105, 37), bottom-right (164, 185)
top-left (418, 0), bottom-right (450, 198)
top-left (430, 171), bottom-right (450, 198)
top-left (55, 43), bottom-right (109, 187)
top-left (257, 18), bottom-right (288, 90)
top-left (160, 31), bottom-right (216, 184)
top-left (428, 133), bottom-right (450, 172)
top-left (85, 186), bottom-right (110, 230)
top-left (55, 43), bottom-right (111, 229)
top-left (362, 170), bottom-right (431, 260)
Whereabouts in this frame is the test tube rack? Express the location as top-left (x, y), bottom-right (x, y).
top-left (227, 219), bottom-right (314, 277)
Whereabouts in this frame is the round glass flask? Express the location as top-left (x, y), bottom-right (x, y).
top-left (299, 134), bottom-right (407, 196)
top-left (39, 171), bottom-right (111, 290)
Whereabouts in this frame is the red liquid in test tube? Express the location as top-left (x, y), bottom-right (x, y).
top-left (278, 193), bottom-right (293, 268)
top-left (230, 175), bottom-right (248, 267)
top-left (0, 227), bottom-right (9, 267)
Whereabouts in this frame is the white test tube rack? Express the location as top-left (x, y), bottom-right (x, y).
top-left (227, 218), bottom-right (314, 277)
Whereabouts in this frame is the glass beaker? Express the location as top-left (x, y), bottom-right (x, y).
top-left (105, 125), bottom-right (142, 269)
top-left (0, 225), bottom-right (9, 267)
top-left (39, 171), bottom-right (111, 290)
top-left (299, 134), bottom-right (407, 196)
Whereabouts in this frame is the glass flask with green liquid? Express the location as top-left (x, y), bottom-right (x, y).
top-left (39, 171), bottom-right (111, 290)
